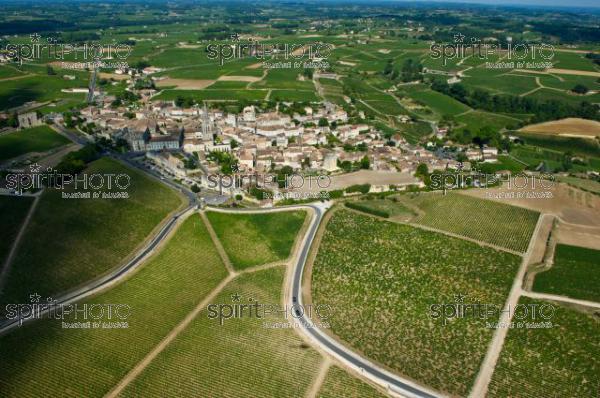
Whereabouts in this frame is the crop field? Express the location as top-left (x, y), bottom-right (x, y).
top-left (557, 176), bottom-right (600, 194)
top-left (0, 126), bottom-right (71, 162)
top-left (0, 65), bottom-right (26, 79)
top-left (404, 88), bottom-right (471, 117)
top-left (396, 192), bottom-right (540, 253)
top-left (154, 88), bottom-right (266, 101)
top-left (488, 297), bottom-right (600, 398)
top-left (270, 89), bottom-right (319, 102)
top-left (311, 209), bottom-right (522, 396)
top-left (0, 157), bottom-right (184, 306)
top-left (0, 73), bottom-right (87, 110)
top-left (551, 51), bottom-right (599, 72)
top-left (519, 118), bottom-right (600, 138)
top-left (455, 110), bottom-right (522, 132)
top-left (120, 266), bottom-right (323, 398)
top-left (515, 132), bottom-right (600, 158)
top-left (206, 210), bottom-right (306, 270)
top-left (346, 197), bottom-right (416, 220)
top-left (0, 195), bottom-right (33, 263)
top-left (533, 244), bottom-right (600, 302)
top-left (0, 215), bottom-right (228, 397)
top-left (461, 69), bottom-right (539, 96)
top-left (317, 366), bottom-right (386, 398)
top-left (399, 120), bottom-right (433, 144)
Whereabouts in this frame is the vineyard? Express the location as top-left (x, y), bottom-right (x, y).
top-left (0, 157), bottom-right (184, 306)
top-left (206, 210), bottom-right (306, 270)
top-left (397, 192), bottom-right (539, 253)
top-left (533, 244), bottom-right (600, 302)
top-left (345, 197), bottom-right (416, 220)
top-left (317, 366), bottom-right (386, 398)
top-left (0, 195), bottom-right (33, 263)
top-left (311, 209), bottom-right (522, 396)
top-left (120, 267), bottom-right (322, 397)
top-left (0, 215), bottom-right (228, 397)
top-left (488, 297), bottom-right (600, 398)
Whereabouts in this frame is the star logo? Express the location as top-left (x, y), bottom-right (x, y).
top-left (230, 163), bottom-right (240, 172)
top-left (454, 293), bottom-right (466, 303)
top-left (453, 33), bottom-right (465, 43)
top-left (30, 33), bottom-right (41, 43)
top-left (457, 162), bottom-right (464, 171)
top-left (29, 293), bottom-right (41, 303)
top-left (231, 293), bottom-right (241, 302)
top-left (230, 33), bottom-right (241, 42)
top-left (29, 163), bottom-right (42, 173)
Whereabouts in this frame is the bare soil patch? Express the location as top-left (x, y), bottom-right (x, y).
top-left (217, 75), bottom-right (261, 82)
top-left (520, 118), bottom-right (600, 137)
top-left (155, 78), bottom-right (215, 89)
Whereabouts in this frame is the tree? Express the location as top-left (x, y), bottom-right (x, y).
top-left (191, 184), bottom-right (201, 193)
top-left (572, 84), bottom-right (589, 95)
top-left (360, 155), bottom-right (370, 169)
top-left (318, 117), bottom-right (329, 127)
top-left (416, 163), bottom-right (429, 177)
top-left (46, 65), bottom-right (56, 75)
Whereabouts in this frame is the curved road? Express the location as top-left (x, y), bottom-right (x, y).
top-left (0, 197), bottom-right (442, 398)
top-left (209, 203), bottom-right (442, 398)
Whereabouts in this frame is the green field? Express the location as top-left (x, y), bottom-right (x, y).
top-left (488, 298), bottom-right (600, 398)
top-left (317, 366), bottom-right (386, 398)
top-left (397, 192), bottom-right (540, 253)
top-left (0, 73), bottom-right (87, 110)
top-left (270, 89), bottom-right (319, 102)
top-left (120, 266), bottom-right (323, 397)
top-left (206, 210), bottom-right (306, 270)
top-left (311, 209), bottom-right (522, 396)
top-left (406, 88), bottom-right (471, 117)
top-left (0, 157), bottom-right (184, 305)
top-left (154, 88), bottom-right (266, 102)
top-left (0, 215), bottom-right (228, 397)
top-left (455, 110), bottom-right (522, 132)
top-left (0, 195), bottom-right (33, 264)
top-left (533, 244), bottom-right (600, 302)
top-left (345, 197), bottom-right (416, 220)
top-left (0, 126), bottom-right (70, 162)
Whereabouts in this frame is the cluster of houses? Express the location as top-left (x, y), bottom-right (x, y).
top-left (76, 94), bottom-right (506, 188)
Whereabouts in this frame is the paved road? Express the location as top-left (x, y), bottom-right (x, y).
top-left (0, 198), bottom-right (442, 397)
top-left (0, 205), bottom-right (192, 335)
top-left (286, 203), bottom-right (442, 398)
top-left (212, 203), bottom-right (442, 398)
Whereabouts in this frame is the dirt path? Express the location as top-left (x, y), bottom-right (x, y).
top-left (468, 213), bottom-right (548, 398)
top-left (521, 290), bottom-right (600, 310)
top-left (103, 273), bottom-right (236, 398)
top-left (0, 194), bottom-right (40, 294)
top-left (200, 212), bottom-right (236, 274)
top-left (305, 358), bottom-right (332, 398)
top-left (0, 73), bottom-right (33, 82)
